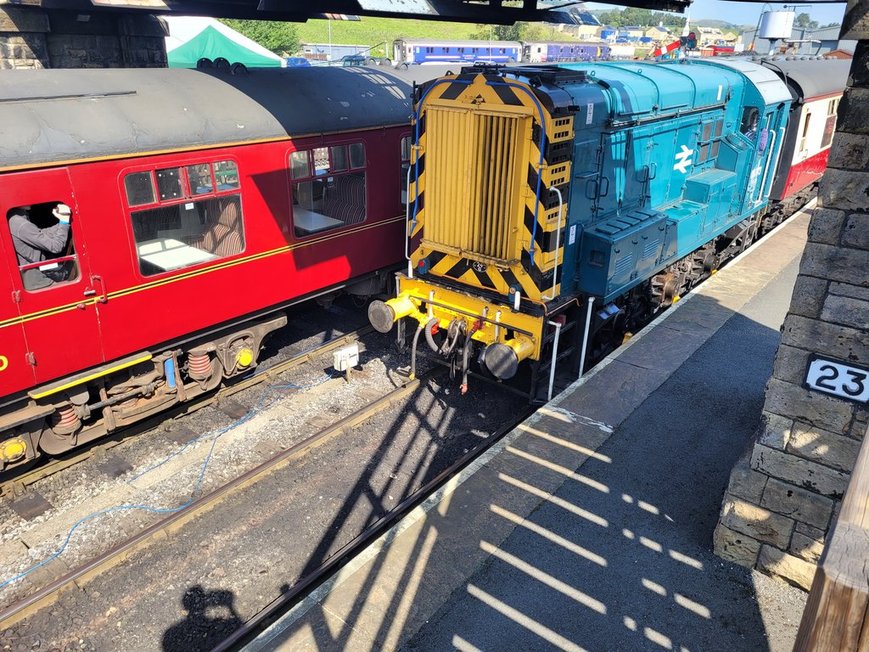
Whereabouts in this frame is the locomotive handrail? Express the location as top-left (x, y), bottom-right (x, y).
top-left (542, 185), bottom-right (563, 302)
top-left (405, 155), bottom-right (415, 278)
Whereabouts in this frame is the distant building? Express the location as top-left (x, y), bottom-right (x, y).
top-left (571, 24), bottom-right (602, 39)
top-left (620, 25), bottom-right (645, 40)
top-left (645, 25), bottom-right (671, 41)
top-left (600, 26), bottom-right (617, 41)
top-left (739, 25), bottom-right (855, 55)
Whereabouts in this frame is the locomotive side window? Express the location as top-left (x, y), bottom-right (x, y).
top-left (696, 118), bottom-right (724, 165)
top-left (7, 202), bottom-right (79, 291)
top-left (124, 161), bottom-right (245, 276)
top-left (289, 144), bottom-right (367, 237)
top-left (741, 107), bottom-right (759, 140)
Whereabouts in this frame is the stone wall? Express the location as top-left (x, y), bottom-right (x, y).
top-left (0, 4), bottom-right (166, 69)
top-left (714, 0), bottom-right (869, 590)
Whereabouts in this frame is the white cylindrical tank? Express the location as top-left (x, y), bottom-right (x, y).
top-left (759, 10), bottom-right (795, 40)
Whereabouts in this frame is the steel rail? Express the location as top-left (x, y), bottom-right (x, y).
top-left (0, 361), bottom-right (426, 629)
top-left (212, 402), bottom-right (537, 651)
top-left (1, 326), bottom-right (373, 496)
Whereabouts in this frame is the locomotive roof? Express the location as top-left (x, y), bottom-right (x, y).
top-left (555, 61), bottom-right (751, 116)
top-left (759, 58), bottom-right (851, 101)
top-left (0, 66), bottom-right (418, 171)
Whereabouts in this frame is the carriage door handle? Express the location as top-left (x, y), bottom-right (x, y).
top-left (87, 275), bottom-right (108, 303)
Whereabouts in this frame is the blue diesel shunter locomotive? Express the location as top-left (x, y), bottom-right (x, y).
top-left (369, 59), bottom-right (793, 397)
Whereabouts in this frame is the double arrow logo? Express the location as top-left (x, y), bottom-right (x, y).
top-left (673, 145), bottom-right (693, 174)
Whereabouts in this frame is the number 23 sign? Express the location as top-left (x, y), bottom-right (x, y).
top-left (804, 355), bottom-right (869, 404)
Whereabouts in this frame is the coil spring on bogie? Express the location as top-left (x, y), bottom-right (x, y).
top-left (51, 405), bottom-right (81, 435)
top-left (187, 351), bottom-right (212, 380)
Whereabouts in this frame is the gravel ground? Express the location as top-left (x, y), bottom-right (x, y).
top-left (0, 298), bottom-right (376, 607)
top-left (0, 371), bottom-right (523, 651)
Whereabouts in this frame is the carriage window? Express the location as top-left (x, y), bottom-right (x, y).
top-left (125, 172), bottom-right (155, 206)
top-left (290, 144), bottom-right (366, 237)
top-left (821, 99), bottom-right (838, 149)
top-left (290, 151), bottom-right (310, 179)
top-left (349, 143), bottom-right (365, 169)
top-left (7, 202), bottom-right (79, 291)
top-left (124, 162), bottom-right (245, 276)
top-left (130, 195), bottom-right (245, 276)
top-left (187, 164), bottom-right (213, 195)
top-left (156, 168), bottom-right (183, 201)
top-left (400, 136), bottom-right (412, 206)
top-left (799, 113), bottom-right (812, 152)
top-left (214, 160), bottom-right (240, 190)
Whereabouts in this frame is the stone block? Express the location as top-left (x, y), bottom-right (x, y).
top-left (795, 521), bottom-right (827, 539)
top-left (726, 449), bottom-right (769, 502)
top-left (830, 281), bottom-right (869, 303)
top-left (807, 208), bottom-right (846, 245)
top-left (850, 417), bottom-right (868, 441)
top-left (789, 274), bottom-right (829, 319)
top-left (828, 133), bottom-right (869, 171)
top-left (835, 87), bottom-right (869, 136)
top-left (760, 477), bottom-right (835, 530)
top-left (751, 444), bottom-right (850, 498)
top-left (821, 294), bottom-right (869, 331)
top-left (713, 523), bottom-right (761, 568)
top-left (819, 168), bottom-right (869, 212)
top-left (799, 242), bottom-right (869, 288)
top-left (790, 531), bottom-right (825, 563)
top-left (850, 41), bottom-right (869, 86)
top-left (788, 421), bottom-right (862, 473)
top-left (119, 14), bottom-right (168, 37)
top-left (757, 545), bottom-right (817, 590)
top-left (758, 412), bottom-right (794, 451)
top-left (0, 6), bottom-right (49, 33)
top-left (780, 314), bottom-right (868, 368)
top-left (764, 378), bottom-right (856, 437)
top-left (719, 497), bottom-right (795, 549)
top-left (841, 212), bottom-right (869, 250)
top-left (772, 345), bottom-right (811, 387)
top-left (841, 0), bottom-right (869, 41)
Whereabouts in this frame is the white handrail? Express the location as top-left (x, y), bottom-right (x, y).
top-left (543, 186), bottom-right (564, 302)
top-left (405, 160), bottom-right (414, 278)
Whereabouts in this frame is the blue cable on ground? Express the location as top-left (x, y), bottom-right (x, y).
top-left (0, 377), bottom-right (327, 591)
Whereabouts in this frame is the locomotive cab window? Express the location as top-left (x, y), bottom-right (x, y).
top-left (124, 160), bottom-right (245, 276)
top-left (290, 144), bottom-right (366, 237)
top-left (7, 201), bottom-right (79, 291)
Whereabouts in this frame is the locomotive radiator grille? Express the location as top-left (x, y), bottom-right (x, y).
top-left (425, 106), bottom-right (527, 263)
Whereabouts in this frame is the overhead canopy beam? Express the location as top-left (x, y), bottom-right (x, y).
top-left (71, 0), bottom-right (694, 22)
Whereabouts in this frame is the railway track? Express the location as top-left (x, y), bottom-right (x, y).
top-left (213, 400), bottom-right (535, 651)
top-left (1, 326), bottom-right (373, 497)
top-left (0, 357), bottom-right (426, 630)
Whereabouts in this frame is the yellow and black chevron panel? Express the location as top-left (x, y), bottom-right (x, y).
top-left (407, 70), bottom-right (574, 305)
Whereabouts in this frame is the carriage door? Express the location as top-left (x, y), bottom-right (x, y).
top-left (0, 168), bottom-right (104, 386)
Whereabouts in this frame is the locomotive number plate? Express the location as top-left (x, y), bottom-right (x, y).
top-left (803, 355), bottom-right (869, 404)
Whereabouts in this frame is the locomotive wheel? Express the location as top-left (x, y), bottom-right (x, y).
top-left (650, 272), bottom-right (679, 311)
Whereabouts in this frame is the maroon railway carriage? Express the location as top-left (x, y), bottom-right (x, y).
top-left (762, 57), bottom-right (851, 229)
top-left (0, 66), bottom-right (424, 471)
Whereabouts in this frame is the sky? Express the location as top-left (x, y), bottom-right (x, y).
top-left (586, 1), bottom-right (847, 27)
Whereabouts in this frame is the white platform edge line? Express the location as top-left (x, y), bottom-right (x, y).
top-left (247, 199), bottom-right (815, 649)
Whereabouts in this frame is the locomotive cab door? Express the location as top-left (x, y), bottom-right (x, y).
top-left (0, 168), bottom-right (104, 387)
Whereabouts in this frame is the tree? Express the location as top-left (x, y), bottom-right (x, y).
top-left (220, 19), bottom-right (300, 55)
top-left (794, 12), bottom-right (818, 29)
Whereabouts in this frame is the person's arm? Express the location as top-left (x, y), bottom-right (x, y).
top-left (15, 220), bottom-right (69, 256)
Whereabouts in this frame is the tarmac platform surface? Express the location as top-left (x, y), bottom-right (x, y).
top-left (249, 209), bottom-right (813, 652)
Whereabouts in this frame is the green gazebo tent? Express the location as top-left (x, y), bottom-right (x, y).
top-left (165, 17), bottom-right (283, 68)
